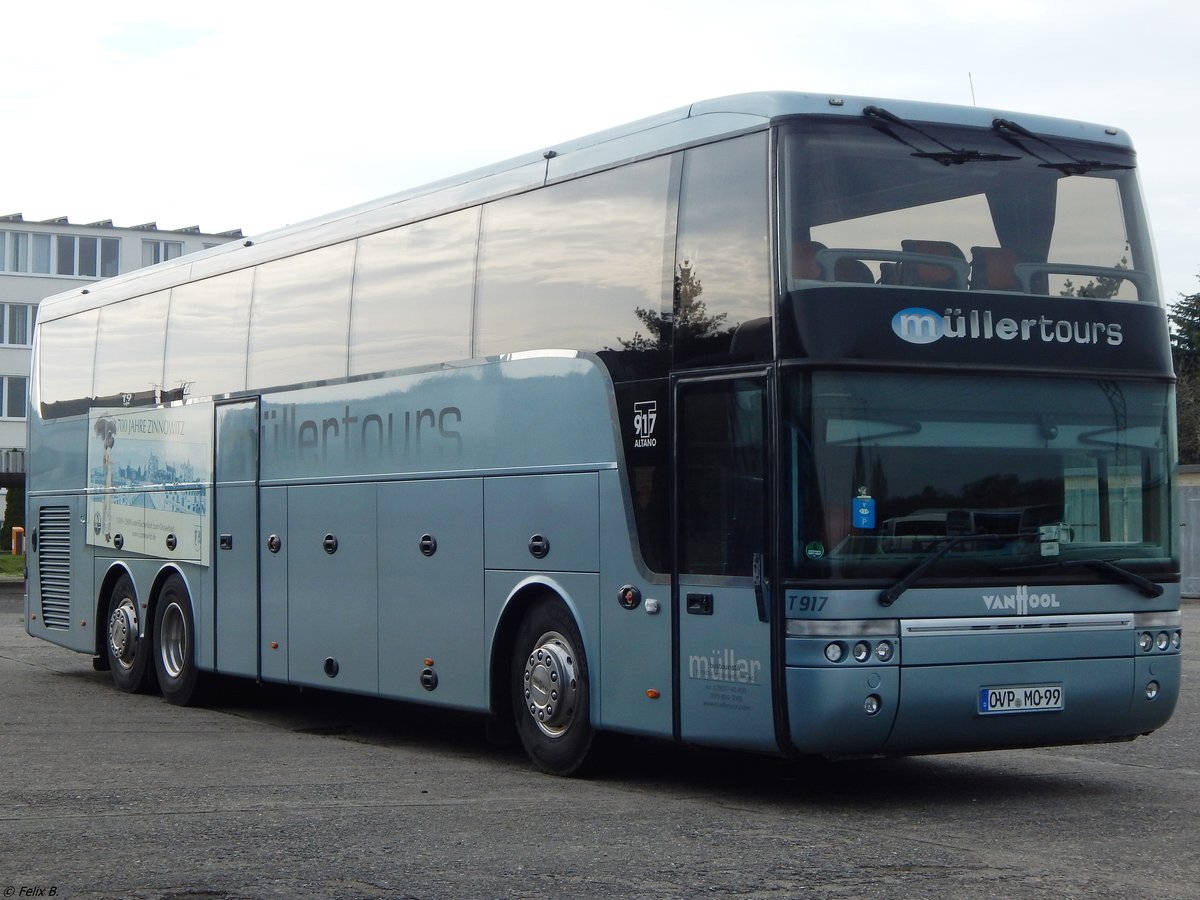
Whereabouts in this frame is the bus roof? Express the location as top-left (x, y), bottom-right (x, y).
top-left (36, 90), bottom-right (1136, 324)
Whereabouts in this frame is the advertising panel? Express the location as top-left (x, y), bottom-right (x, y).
top-left (86, 405), bottom-right (213, 565)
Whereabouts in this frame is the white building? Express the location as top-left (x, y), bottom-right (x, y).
top-left (0, 214), bottom-right (241, 524)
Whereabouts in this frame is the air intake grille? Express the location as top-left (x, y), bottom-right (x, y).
top-left (37, 506), bottom-right (72, 629)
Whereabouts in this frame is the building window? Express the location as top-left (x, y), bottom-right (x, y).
top-left (2, 231), bottom-right (119, 277)
top-left (3, 304), bottom-right (35, 345)
top-left (45, 235), bottom-right (121, 277)
top-left (79, 237), bottom-right (98, 276)
top-left (1, 376), bottom-right (28, 418)
top-left (101, 237), bottom-right (120, 276)
top-left (143, 240), bottom-right (182, 267)
top-left (2, 231), bottom-right (52, 273)
top-left (55, 235), bottom-right (75, 275)
top-left (32, 234), bottom-right (52, 273)
top-left (6, 232), bottom-right (29, 272)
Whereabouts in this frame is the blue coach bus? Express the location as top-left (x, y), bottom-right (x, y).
top-left (26, 92), bottom-right (1181, 774)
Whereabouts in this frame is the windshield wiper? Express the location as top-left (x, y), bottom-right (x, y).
top-left (879, 533), bottom-right (1010, 606)
top-left (992, 117), bottom-right (1134, 175)
top-left (1001, 557), bottom-right (1163, 598)
top-left (864, 106), bottom-right (1021, 166)
top-left (1068, 559), bottom-right (1163, 597)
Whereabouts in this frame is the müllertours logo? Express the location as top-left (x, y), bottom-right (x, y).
top-left (891, 307), bottom-right (1122, 347)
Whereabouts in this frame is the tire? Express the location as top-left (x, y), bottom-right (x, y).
top-left (153, 574), bottom-right (204, 706)
top-left (511, 596), bottom-right (594, 775)
top-left (104, 573), bottom-right (154, 693)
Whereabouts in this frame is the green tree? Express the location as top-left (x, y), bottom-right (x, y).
top-left (1170, 279), bottom-right (1200, 375)
top-left (1176, 369), bottom-right (1200, 465)
top-left (1171, 277), bottom-right (1200, 463)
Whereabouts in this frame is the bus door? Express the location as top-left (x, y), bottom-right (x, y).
top-left (674, 373), bottom-right (778, 752)
top-left (213, 399), bottom-right (260, 678)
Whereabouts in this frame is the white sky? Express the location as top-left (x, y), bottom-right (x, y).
top-left (2, 0), bottom-right (1197, 299)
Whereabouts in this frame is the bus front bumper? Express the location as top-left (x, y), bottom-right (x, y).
top-left (784, 630), bottom-right (1180, 757)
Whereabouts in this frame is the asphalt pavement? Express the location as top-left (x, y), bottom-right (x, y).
top-left (2, 579), bottom-right (1198, 900)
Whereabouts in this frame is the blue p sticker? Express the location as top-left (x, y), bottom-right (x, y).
top-left (853, 495), bottom-right (876, 529)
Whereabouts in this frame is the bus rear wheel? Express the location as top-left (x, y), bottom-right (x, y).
top-left (511, 597), bottom-right (594, 775)
top-left (153, 574), bottom-right (204, 706)
top-left (105, 573), bottom-right (153, 693)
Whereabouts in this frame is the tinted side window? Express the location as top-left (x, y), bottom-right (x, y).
top-left (349, 208), bottom-right (479, 376)
top-left (675, 133), bottom-right (771, 366)
top-left (247, 242), bottom-right (355, 389)
top-left (164, 268), bottom-right (253, 400)
top-left (93, 291), bottom-right (170, 405)
top-left (678, 377), bottom-right (768, 577)
top-left (36, 309), bottom-right (99, 415)
top-left (474, 155), bottom-right (675, 360)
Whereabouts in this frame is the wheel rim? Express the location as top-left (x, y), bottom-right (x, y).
top-left (523, 630), bottom-right (579, 738)
top-left (108, 597), bottom-right (139, 669)
top-left (159, 601), bottom-right (188, 680)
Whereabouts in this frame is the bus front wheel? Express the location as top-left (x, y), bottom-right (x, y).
top-left (511, 597), bottom-right (594, 775)
top-left (153, 574), bottom-right (204, 706)
top-left (105, 573), bottom-right (153, 693)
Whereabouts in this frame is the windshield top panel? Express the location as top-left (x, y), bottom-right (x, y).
top-left (784, 371), bottom-right (1175, 583)
top-left (780, 118), bottom-right (1158, 304)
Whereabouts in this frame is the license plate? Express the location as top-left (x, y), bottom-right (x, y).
top-left (978, 684), bottom-right (1063, 714)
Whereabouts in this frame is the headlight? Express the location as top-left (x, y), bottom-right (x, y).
top-left (824, 642), bottom-right (845, 663)
top-left (1156, 632), bottom-right (1170, 651)
top-left (1138, 632), bottom-right (1153, 652)
top-left (875, 641), bottom-right (894, 662)
top-left (853, 641), bottom-right (871, 662)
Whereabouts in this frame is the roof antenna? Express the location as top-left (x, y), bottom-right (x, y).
top-left (969, 72), bottom-right (977, 107)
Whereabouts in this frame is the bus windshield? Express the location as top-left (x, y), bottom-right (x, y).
top-left (784, 371), bottom-right (1175, 583)
top-left (780, 116), bottom-right (1157, 304)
